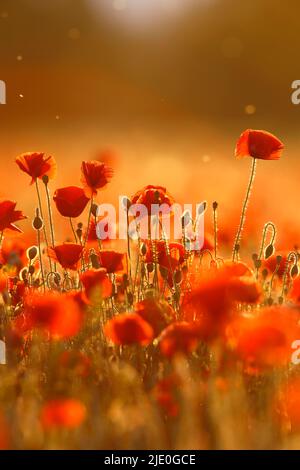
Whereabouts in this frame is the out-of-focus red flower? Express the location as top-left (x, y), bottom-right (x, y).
top-left (0, 272), bottom-right (8, 293)
top-left (80, 268), bottom-right (112, 299)
top-left (135, 298), bottom-right (175, 336)
top-left (59, 351), bottom-right (91, 377)
top-left (131, 185), bottom-right (174, 214)
top-left (104, 312), bottom-right (153, 346)
top-left (221, 261), bottom-right (253, 277)
top-left (48, 243), bottom-right (83, 270)
top-left (41, 398), bottom-right (86, 430)
top-left (159, 321), bottom-right (202, 358)
top-left (0, 236), bottom-right (27, 268)
top-left (182, 271), bottom-right (260, 340)
top-left (0, 200), bottom-right (26, 233)
top-left (16, 152), bottom-right (56, 183)
top-left (81, 160), bottom-right (113, 197)
top-left (235, 129), bottom-right (284, 160)
top-left (227, 307), bottom-right (300, 370)
top-left (53, 186), bottom-right (90, 218)
top-left (152, 375), bottom-right (180, 417)
top-left (98, 250), bottom-right (125, 273)
top-left (15, 292), bottom-right (83, 339)
top-left (290, 277), bottom-right (300, 304)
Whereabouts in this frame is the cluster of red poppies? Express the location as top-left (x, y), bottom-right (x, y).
top-left (1, 128), bottom-right (300, 446)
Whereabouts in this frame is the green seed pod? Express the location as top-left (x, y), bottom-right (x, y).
top-left (33, 215), bottom-right (43, 231)
top-left (291, 264), bottom-right (299, 279)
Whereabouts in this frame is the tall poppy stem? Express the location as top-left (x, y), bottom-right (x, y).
top-left (84, 196), bottom-right (93, 247)
top-left (69, 218), bottom-right (77, 243)
top-left (43, 180), bottom-right (56, 271)
top-left (232, 158), bottom-right (257, 262)
top-left (35, 180), bottom-right (52, 271)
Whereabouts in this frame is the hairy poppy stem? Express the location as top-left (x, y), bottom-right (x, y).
top-left (212, 201), bottom-right (218, 260)
top-left (37, 228), bottom-right (46, 292)
top-left (232, 158), bottom-right (257, 262)
top-left (35, 180), bottom-right (52, 271)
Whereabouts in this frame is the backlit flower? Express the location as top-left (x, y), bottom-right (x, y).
top-left (48, 243), bottom-right (83, 270)
top-left (81, 160), bottom-right (113, 197)
top-left (53, 186), bottom-right (90, 218)
top-left (135, 298), bottom-right (175, 336)
top-left (80, 268), bottom-right (112, 299)
top-left (159, 321), bottom-right (202, 358)
top-left (98, 250), bottom-right (125, 273)
top-left (16, 152), bottom-right (56, 183)
top-left (15, 292), bottom-right (83, 339)
top-left (0, 200), bottom-right (26, 233)
top-left (235, 129), bottom-right (284, 160)
top-left (131, 185), bottom-right (174, 213)
top-left (104, 312), bottom-right (153, 345)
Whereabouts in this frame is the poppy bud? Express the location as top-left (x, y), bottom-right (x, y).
top-left (276, 255), bottom-right (282, 265)
top-left (212, 201), bottom-right (218, 211)
top-left (255, 259), bottom-right (262, 270)
top-left (33, 215), bottom-right (43, 231)
top-left (26, 246), bottom-right (38, 261)
top-left (77, 222), bottom-right (83, 230)
top-left (252, 253), bottom-right (258, 262)
top-left (91, 203), bottom-right (98, 217)
top-left (267, 297), bottom-right (273, 306)
top-left (140, 243), bottom-right (147, 256)
top-left (262, 268), bottom-right (268, 279)
top-left (28, 265), bottom-right (35, 275)
top-left (147, 263), bottom-right (154, 273)
top-left (19, 267), bottom-right (28, 281)
top-left (90, 253), bottom-right (100, 269)
top-left (42, 175), bottom-right (49, 185)
top-left (264, 244), bottom-right (274, 259)
top-left (181, 210), bottom-right (191, 228)
top-left (291, 264), bottom-right (299, 279)
top-left (122, 196), bottom-right (132, 211)
top-left (278, 296), bottom-right (284, 305)
top-left (197, 201), bottom-right (207, 216)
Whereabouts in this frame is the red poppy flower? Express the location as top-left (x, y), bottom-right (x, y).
top-left (41, 398), bottom-right (86, 429)
top-left (0, 200), bottom-right (26, 233)
top-left (135, 298), bottom-right (175, 336)
top-left (182, 271), bottom-right (260, 340)
top-left (104, 313), bottom-right (153, 345)
top-left (227, 307), bottom-right (300, 370)
top-left (16, 152), bottom-right (56, 183)
top-left (81, 160), bottom-right (113, 197)
top-left (80, 268), bottom-right (112, 299)
top-left (48, 243), bottom-right (83, 270)
top-left (131, 185), bottom-right (174, 213)
top-left (235, 129), bottom-right (284, 160)
top-left (53, 186), bottom-right (90, 218)
top-left (15, 292), bottom-right (83, 339)
top-left (98, 250), bottom-right (125, 273)
top-left (159, 321), bottom-right (202, 358)
top-left (290, 277), bottom-right (300, 304)
top-left (145, 240), bottom-right (185, 270)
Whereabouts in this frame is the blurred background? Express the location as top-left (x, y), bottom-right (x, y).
top-left (1, 0), bottom-right (300, 251)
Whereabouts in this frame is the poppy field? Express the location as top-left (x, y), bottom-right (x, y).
top-left (0, 128), bottom-right (300, 450)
